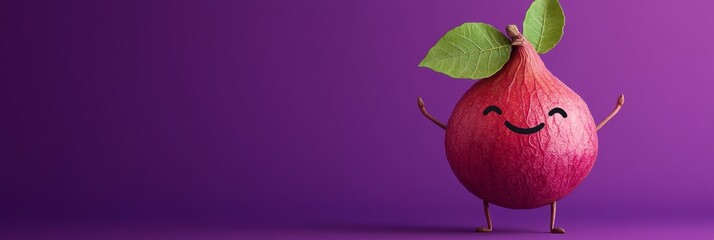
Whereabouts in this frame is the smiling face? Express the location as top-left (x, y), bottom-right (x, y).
top-left (483, 105), bottom-right (567, 134)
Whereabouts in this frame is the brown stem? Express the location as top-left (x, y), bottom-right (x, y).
top-left (596, 94), bottom-right (625, 131)
top-left (506, 25), bottom-right (524, 46)
top-left (417, 97), bottom-right (446, 130)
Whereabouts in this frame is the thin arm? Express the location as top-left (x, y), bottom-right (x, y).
top-left (596, 94), bottom-right (625, 131)
top-left (417, 97), bottom-right (447, 130)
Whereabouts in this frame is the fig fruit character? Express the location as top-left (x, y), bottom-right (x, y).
top-left (417, 25), bottom-right (623, 233)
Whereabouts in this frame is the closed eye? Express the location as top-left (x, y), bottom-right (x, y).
top-left (548, 107), bottom-right (567, 118)
top-left (483, 106), bottom-right (502, 116)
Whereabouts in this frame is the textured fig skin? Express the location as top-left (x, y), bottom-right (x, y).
top-left (444, 39), bottom-right (598, 209)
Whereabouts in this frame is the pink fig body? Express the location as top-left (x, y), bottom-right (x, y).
top-left (445, 37), bottom-right (598, 209)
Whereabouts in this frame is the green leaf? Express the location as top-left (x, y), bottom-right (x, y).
top-left (523, 0), bottom-right (565, 54)
top-left (418, 23), bottom-right (512, 80)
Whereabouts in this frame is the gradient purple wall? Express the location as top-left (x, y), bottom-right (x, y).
top-left (2, 0), bottom-right (714, 238)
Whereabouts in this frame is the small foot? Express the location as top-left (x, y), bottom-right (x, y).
top-left (476, 227), bottom-right (492, 232)
top-left (550, 227), bottom-right (565, 234)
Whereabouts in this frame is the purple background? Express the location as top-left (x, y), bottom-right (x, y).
top-left (2, 0), bottom-right (713, 239)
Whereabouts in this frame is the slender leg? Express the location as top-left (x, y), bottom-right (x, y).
top-left (550, 202), bottom-right (565, 234)
top-left (476, 200), bottom-right (493, 232)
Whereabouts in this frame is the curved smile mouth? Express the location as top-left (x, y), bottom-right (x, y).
top-left (504, 121), bottom-right (545, 135)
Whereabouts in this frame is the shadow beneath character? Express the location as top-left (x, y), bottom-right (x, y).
top-left (320, 224), bottom-right (548, 235)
